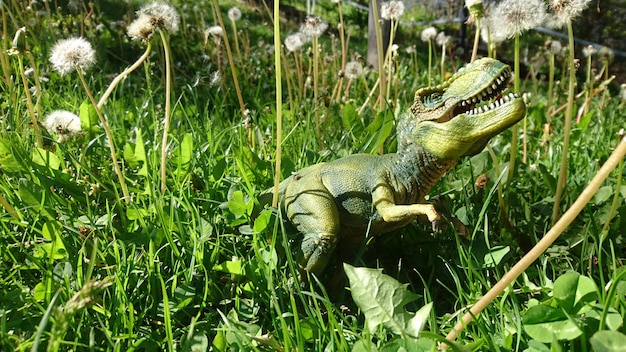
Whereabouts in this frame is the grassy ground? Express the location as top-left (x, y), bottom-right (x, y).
top-left (1, 0), bottom-right (625, 351)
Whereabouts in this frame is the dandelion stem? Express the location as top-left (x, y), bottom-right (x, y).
top-left (444, 135), bottom-right (626, 346)
top-left (98, 43), bottom-right (152, 109)
top-left (505, 34), bottom-right (521, 212)
top-left (470, 17), bottom-right (480, 63)
top-left (17, 54), bottom-right (43, 149)
top-left (335, 0), bottom-right (347, 104)
top-left (552, 20), bottom-right (576, 224)
top-left (547, 50), bottom-right (555, 116)
top-left (272, 0), bottom-right (282, 208)
top-left (371, 0), bottom-right (385, 111)
top-left (211, 0), bottom-right (246, 116)
top-left (159, 31), bottom-right (173, 193)
top-left (77, 70), bottom-right (130, 203)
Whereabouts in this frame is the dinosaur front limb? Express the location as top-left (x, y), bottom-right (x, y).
top-left (377, 203), bottom-right (442, 230)
top-left (373, 185), bottom-right (442, 231)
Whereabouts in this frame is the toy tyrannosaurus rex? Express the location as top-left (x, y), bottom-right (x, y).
top-left (263, 58), bottom-right (526, 279)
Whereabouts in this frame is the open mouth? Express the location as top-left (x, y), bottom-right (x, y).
top-left (450, 68), bottom-right (518, 118)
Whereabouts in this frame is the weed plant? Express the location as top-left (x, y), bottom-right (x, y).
top-left (0, 0), bottom-right (624, 351)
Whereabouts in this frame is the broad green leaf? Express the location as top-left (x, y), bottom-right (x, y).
top-left (342, 102), bottom-right (359, 130)
top-left (584, 304), bottom-right (623, 331)
top-left (553, 272), bottom-right (597, 313)
top-left (380, 338), bottom-right (421, 352)
top-left (352, 339), bottom-right (379, 352)
top-left (227, 190), bottom-right (249, 217)
top-left (33, 220), bottom-right (67, 260)
top-left (591, 186), bottom-right (614, 206)
top-left (0, 138), bottom-right (22, 172)
top-left (33, 282), bottom-right (50, 302)
top-left (79, 100), bottom-right (99, 130)
top-left (590, 331), bottom-right (626, 352)
top-left (253, 208), bottom-right (273, 233)
top-left (577, 110), bottom-right (594, 131)
top-left (523, 305), bottom-right (582, 342)
top-left (172, 284), bottom-right (195, 310)
top-left (481, 245), bottom-right (511, 268)
top-left (363, 110), bottom-right (394, 154)
top-left (31, 147), bottom-right (61, 170)
top-left (344, 263), bottom-right (430, 337)
top-left (526, 340), bottom-right (550, 352)
top-left (175, 133), bottom-right (193, 177)
top-left (124, 130), bottom-right (147, 176)
top-left (18, 180), bottom-right (53, 219)
top-left (213, 260), bottom-right (244, 276)
top-left (181, 331), bottom-right (208, 352)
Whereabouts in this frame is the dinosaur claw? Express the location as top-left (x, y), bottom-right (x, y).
top-left (431, 219), bottom-right (446, 232)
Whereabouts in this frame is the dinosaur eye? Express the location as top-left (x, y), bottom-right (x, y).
top-left (422, 92), bottom-right (442, 107)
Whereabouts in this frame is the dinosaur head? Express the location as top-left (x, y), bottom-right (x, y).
top-left (407, 58), bottom-right (526, 159)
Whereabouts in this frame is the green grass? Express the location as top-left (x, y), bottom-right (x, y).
top-left (1, 0), bottom-right (625, 351)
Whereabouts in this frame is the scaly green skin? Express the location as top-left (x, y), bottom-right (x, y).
top-left (269, 58), bottom-right (526, 278)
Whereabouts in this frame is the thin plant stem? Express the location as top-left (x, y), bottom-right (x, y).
top-left (335, 0), bottom-right (347, 104)
top-left (384, 19), bottom-right (398, 103)
top-left (76, 70), bottom-right (130, 203)
top-left (427, 39), bottom-right (433, 85)
top-left (0, 191), bottom-right (20, 220)
top-left (601, 151), bottom-right (623, 233)
top-left (583, 52), bottom-right (593, 116)
top-left (552, 20), bottom-right (576, 224)
top-left (230, 18), bottom-right (241, 63)
top-left (547, 51), bottom-right (555, 116)
top-left (271, 0), bottom-right (282, 208)
top-left (159, 31), bottom-right (173, 193)
top-left (440, 41), bottom-right (446, 82)
top-left (25, 51), bottom-right (42, 118)
top-left (98, 42), bottom-right (152, 109)
top-left (371, 0), bottom-right (385, 112)
top-left (470, 17), bottom-right (480, 63)
top-left (444, 135), bottom-right (626, 346)
top-left (211, 0), bottom-right (246, 115)
top-left (312, 35), bottom-right (321, 145)
top-left (486, 145), bottom-right (507, 224)
top-left (17, 54), bottom-right (42, 148)
top-left (505, 34), bottom-right (521, 208)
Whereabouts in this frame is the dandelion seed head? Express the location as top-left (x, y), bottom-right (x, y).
top-left (380, 1), bottom-right (405, 20)
top-left (206, 25), bottom-right (223, 38)
top-left (49, 37), bottom-right (96, 76)
top-left (300, 16), bottom-right (328, 39)
top-left (344, 61), bottom-right (363, 80)
top-left (284, 32), bottom-right (307, 52)
top-left (549, 0), bottom-right (592, 28)
top-left (436, 32), bottom-right (450, 47)
top-left (210, 70), bottom-right (221, 86)
top-left (127, 14), bottom-right (154, 41)
top-left (465, 0), bottom-right (484, 19)
top-left (137, 1), bottom-right (180, 34)
top-left (598, 46), bottom-right (614, 64)
top-left (228, 7), bottom-right (242, 22)
top-left (44, 110), bottom-right (82, 140)
top-left (490, 0), bottom-right (546, 39)
top-left (546, 40), bottom-right (562, 54)
top-left (582, 45), bottom-right (597, 57)
top-left (420, 27), bottom-right (437, 42)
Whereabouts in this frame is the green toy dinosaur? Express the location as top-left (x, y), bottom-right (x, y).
top-left (264, 58), bottom-right (526, 279)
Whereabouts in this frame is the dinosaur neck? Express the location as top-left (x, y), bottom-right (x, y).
top-left (385, 130), bottom-right (457, 203)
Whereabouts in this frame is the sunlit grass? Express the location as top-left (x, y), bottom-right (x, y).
top-left (0, 0), bottom-right (624, 351)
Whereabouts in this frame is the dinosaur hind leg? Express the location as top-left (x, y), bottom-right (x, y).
top-left (284, 188), bottom-right (340, 278)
